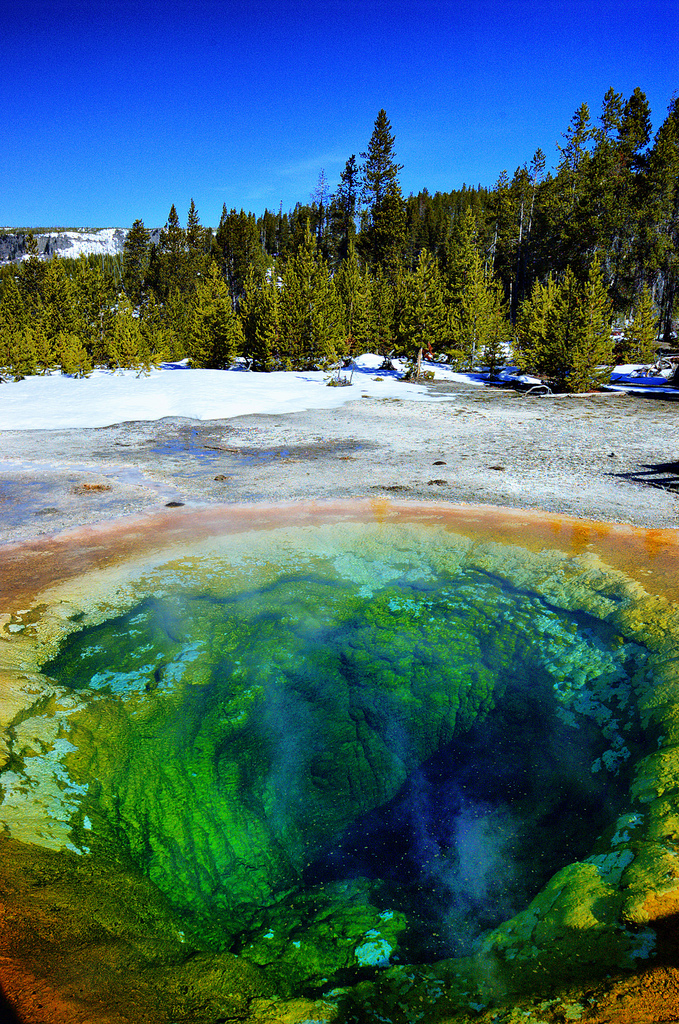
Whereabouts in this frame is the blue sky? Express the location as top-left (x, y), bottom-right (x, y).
top-left (3, 0), bottom-right (678, 229)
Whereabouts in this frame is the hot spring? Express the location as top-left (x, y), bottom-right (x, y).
top-left (2, 500), bottom-right (679, 1024)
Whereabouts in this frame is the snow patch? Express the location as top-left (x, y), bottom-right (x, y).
top-left (0, 362), bottom-right (455, 430)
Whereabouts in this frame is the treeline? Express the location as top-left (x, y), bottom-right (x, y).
top-left (1, 90), bottom-right (678, 391)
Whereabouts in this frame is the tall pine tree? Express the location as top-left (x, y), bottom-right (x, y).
top-left (328, 155), bottom-right (359, 266)
top-left (359, 110), bottom-right (406, 278)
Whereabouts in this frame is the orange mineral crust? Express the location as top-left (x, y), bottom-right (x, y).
top-left (2, 498), bottom-right (679, 609)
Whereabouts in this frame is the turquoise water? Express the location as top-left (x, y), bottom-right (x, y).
top-left (42, 563), bottom-right (650, 985)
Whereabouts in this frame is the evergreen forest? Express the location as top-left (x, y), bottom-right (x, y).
top-left (1, 89), bottom-right (678, 392)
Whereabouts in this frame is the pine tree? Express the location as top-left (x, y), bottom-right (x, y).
top-left (620, 284), bottom-right (658, 364)
top-left (334, 244), bottom-right (372, 355)
top-left (0, 274), bottom-right (27, 343)
top-left (397, 249), bottom-right (449, 359)
top-left (514, 275), bottom-right (559, 374)
top-left (56, 331), bottom-right (92, 377)
top-left (122, 218), bottom-right (151, 306)
top-left (164, 289), bottom-right (192, 359)
top-left (488, 169), bottom-right (515, 281)
top-left (155, 204), bottom-right (187, 299)
top-left (479, 278), bottom-right (512, 376)
top-left (188, 262), bottom-right (243, 369)
top-left (517, 260), bottom-right (612, 391)
top-left (556, 103), bottom-right (596, 211)
top-left (359, 110), bottom-right (406, 277)
top-left (19, 231), bottom-right (47, 310)
top-left (216, 206), bottom-right (266, 308)
top-left (145, 242), bottom-right (163, 302)
top-left (447, 215), bottom-right (498, 368)
top-left (328, 155), bottom-right (359, 266)
top-left (543, 103), bottom-right (597, 278)
top-left (278, 254), bottom-right (306, 369)
top-left (404, 188), bottom-right (452, 269)
top-left (589, 88), bottom-right (652, 312)
top-left (72, 256), bottom-right (115, 362)
top-left (310, 169), bottom-right (330, 255)
top-left (276, 206), bottom-right (291, 256)
top-left (140, 292), bottom-right (180, 363)
top-left (240, 264), bottom-right (264, 362)
top-left (599, 88), bottom-right (625, 142)
top-left (449, 250), bottom-right (489, 368)
top-left (254, 275), bottom-right (281, 371)
top-left (32, 321), bottom-right (56, 374)
top-left (648, 100), bottom-right (679, 343)
top-left (241, 264), bottom-right (281, 371)
top-left (618, 87), bottom-right (652, 170)
top-left (569, 254), bottom-right (613, 390)
top-left (511, 148), bottom-right (546, 315)
top-left (258, 209), bottom-right (277, 256)
top-left (108, 294), bottom-right (148, 370)
top-left (6, 327), bottom-right (37, 380)
top-left (279, 223), bottom-right (345, 369)
top-left (40, 257), bottom-right (80, 339)
top-left (446, 208), bottom-right (479, 302)
top-left (543, 266), bottom-right (583, 388)
top-left (365, 269), bottom-right (397, 358)
top-left (186, 199), bottom-right (208, 283)
top-left (288, 202), bottom-right (320, 254)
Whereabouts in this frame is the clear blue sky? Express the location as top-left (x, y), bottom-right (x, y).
top-left (3, 0), bottom-right (677, 230)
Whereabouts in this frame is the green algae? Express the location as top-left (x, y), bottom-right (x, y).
top-left (35, 561), bottom-right (649, 980)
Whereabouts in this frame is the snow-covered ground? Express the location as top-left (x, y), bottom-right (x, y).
top-left (0, 354), bottom-right (651, 432)
top-left (0, 354), bottom-right (467, 431)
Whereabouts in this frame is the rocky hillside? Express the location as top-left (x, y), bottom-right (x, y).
top-left (0, 227), bottom-right (161, 264)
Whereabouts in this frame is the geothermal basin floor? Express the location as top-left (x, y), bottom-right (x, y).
top-left (1, 379), bottom-right (679, 543)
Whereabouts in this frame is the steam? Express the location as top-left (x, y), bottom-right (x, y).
top-left (405, 769), bottom-right (521, 956)
top-left (259, 673), bottom-right (318, 840)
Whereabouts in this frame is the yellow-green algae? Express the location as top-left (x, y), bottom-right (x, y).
top-left (1, 518), bottom-right (679, 1023)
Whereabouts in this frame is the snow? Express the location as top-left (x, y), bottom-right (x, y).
top-left (2, 356), bottom-right (657, 431)
top-left (353, 353), bottom-right (384, 369)
top-left (386, 356), bottom-right (487, 386)
top-left (0, 358), bottom-right (456, 431)
top-left (606, 384), bottom-right (679, 395)
top-left (606, 363), bottom-right (679, 394)
top-left (44, 227), bottom-right (123, 257)
top-left (613, 364), bottom-right (647, 375)
top-left (5, 228), bottom-right (127, 264)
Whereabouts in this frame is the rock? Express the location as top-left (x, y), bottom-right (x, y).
top-left (0, 227), bottom-right (161, 265)
top-left (71, 483), bottom-right (112, 494)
